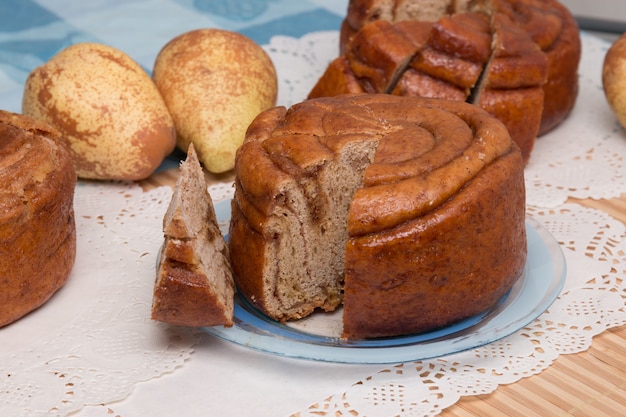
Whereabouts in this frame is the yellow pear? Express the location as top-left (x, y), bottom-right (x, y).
top-left (603, 33), bottom-right (626, 131)
top-left (22, 42), bottom-right (176, 181)
top-left (153, 29), bottom-right (277, 173)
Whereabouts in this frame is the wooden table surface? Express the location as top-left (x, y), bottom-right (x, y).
top-left (140, 169), bottom-right (626, 417)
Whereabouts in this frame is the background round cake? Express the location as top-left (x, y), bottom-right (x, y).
top-left (309, 0), bottom-right (581, 164)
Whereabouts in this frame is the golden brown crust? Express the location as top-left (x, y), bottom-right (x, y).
top-left (474, 87), bottom-right (544, 162)
top-left (344, 19), bottom-right (425, 93)
top-left (346, 97), bottom-right (513, 234)
top-left (308, 57), bottom-right (365, 98)
top-left (515, 0), bottom-right (581, 135)
top-left (407, 12), bottom-right (492, 90)
top-left (228, 193), bottom-right (272, 312)
top-left (343, 147), bottom-right (526, 338)
top-left (0, 110), bottom-right (77, 327)
top-left (230, 94), bottom-right (527, 338)
top-left (392, 69), bottom-right (469, 101)
top-left (152, 260), bottom-right (233, 327)
top-left (471, 12), bottom-right (548, 161)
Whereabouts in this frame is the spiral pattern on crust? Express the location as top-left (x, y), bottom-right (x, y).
top-left (237, 94), bottom-right (516, 233)
top-left (230, 94), bottom-right (527, 338)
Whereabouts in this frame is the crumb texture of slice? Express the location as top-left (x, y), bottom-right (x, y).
top-left (152, 143), bottom-right (235, 327)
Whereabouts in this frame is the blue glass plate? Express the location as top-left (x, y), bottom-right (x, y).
top-left (206, 200), bottom-right (566, 364)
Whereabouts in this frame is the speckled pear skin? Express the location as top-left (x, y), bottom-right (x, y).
top-left (152, 29), bottom-right (278, 174)
top-left (22, 42), bottom-right (176, 181)
top-left (603, 33), bottom-right (626, 131)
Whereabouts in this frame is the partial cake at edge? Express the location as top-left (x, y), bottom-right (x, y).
top-left (152, 144), bottom-right (235, 327)
top-left (229, 93), bottom-right (527, 339)
top-left (0, 110), bottom-right (77, 327)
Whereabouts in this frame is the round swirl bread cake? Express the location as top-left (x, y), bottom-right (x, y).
top-left (0, 110), bottom-right (77, 327)
top-left (229, 94), bottom-right (527, 339)
top-left (309, 0), bottom-right (581, 163)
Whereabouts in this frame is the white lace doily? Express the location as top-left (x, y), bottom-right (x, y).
top-left (1, 31), bottom-right (625, 417)
top-left (297, 203), bottom-right (626, 417)
top-left (524, 32), bottom-right (626, 207)
top-left (0, 183), bottom-right (201, 417)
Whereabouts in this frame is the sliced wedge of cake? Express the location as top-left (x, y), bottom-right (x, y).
top-left (152, 143), bottom-right (235, 327)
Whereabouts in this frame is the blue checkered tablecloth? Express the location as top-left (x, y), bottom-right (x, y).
top-left (0, 0), bottom-right (348, 113)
